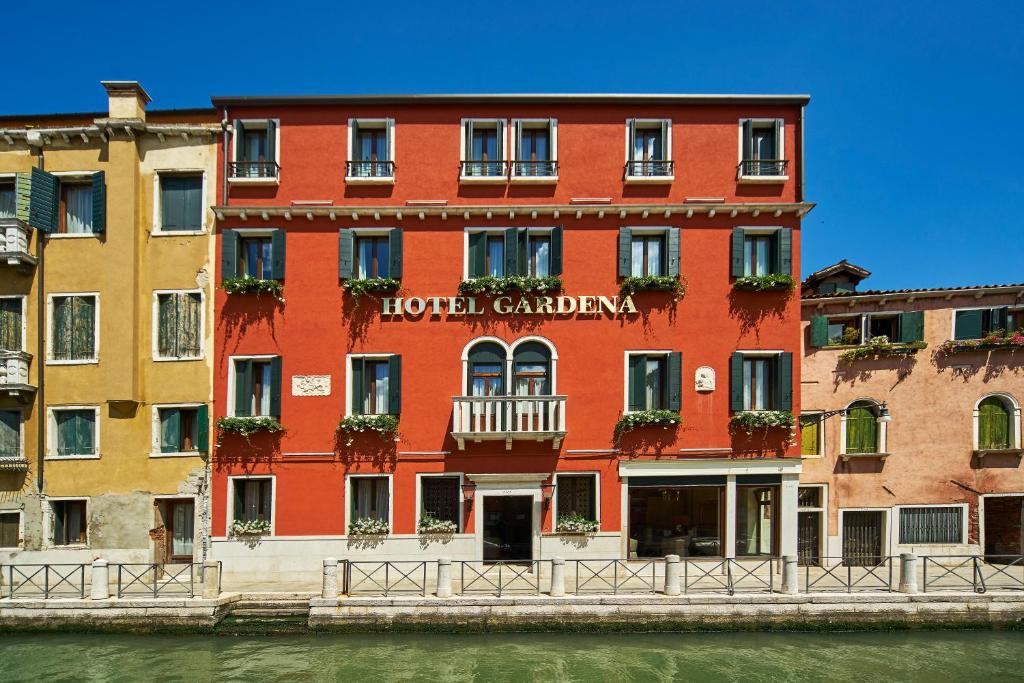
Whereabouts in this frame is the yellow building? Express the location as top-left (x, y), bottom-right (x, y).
top-left (0, 82), bottom-right (218, 564)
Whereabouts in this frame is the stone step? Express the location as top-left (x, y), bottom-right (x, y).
top-left (231, 608), bottom-right (310, 617)
top-left (233, 601), bottom-right (310, 610)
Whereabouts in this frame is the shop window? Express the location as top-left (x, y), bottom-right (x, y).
top-left (627, 482), bottom-right (722, 558)
top-left (736, 485), bottom-right (778, 557)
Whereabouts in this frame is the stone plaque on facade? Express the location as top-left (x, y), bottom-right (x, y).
top-left (695, 366), bottom-right (715, 392)
top-left (292, 375), bottom-right (331, 397)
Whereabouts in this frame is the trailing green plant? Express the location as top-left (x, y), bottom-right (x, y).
top-left (619, 275), bottom-right (686, 299)
top-left (221, 276), bottom-right (284, 301)
top-left (729, 410), bottom-right (794, 435)
top-left (839, 336), bottom-right (927, 362)
top-left (337, 414), bottom-right (400, 446)
top-left (230, 519), bottom-right (271, 536)
top-left (349, 517), bottom-right (390, 535)
top-left (939, 329), bottom-right (1024, 354)
top-left (555, 514), bottom-right (600, 534)
top-left (216, 416), bottom-right (284, 438)
top-left (342, 277), bottom-right (401, 300)
top-left (417, 514), bottom-right (458, 534)
top-left (732, 274), bottom-right (796, 291)
top-left (613, 409), bottom-right (681, 442)
top-left (457, 275), bottom-right (563, 296)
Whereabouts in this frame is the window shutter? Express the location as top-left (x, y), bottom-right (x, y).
top-left (627, 119), bottom-right (636, 161)
top-left (627, 355), bottom-right (646, 412)
top-left (270, 229), bottom-right (286, 280)
top-left (899, 311), bottom-right (925, 343)
top-left (233, 120), bottom-right (245, 160)
top-left (388, 228), bottom-right (403, 279)
top-left (161, 409), bottom-right (181, 453)
top-left (338, 229), bottom-right (354, 279)
top-left (496, 120), bottom-right (505, 162)
top-left (809, 315), bottom-right (829, 347)
top-left (91, 172), bottom-right (106, 233)
top-left (775, 228), bottom-right (792, 275)
top-left (28, 167), bottom-right (59, 233)
top-left (464, 120), bottom-right (473, 161)
top-left (385, 118), bottom-right (394, 161)
top-left (468, 232), bottom-right (485, 278)
top-left (232, 481), bottom-right (243, 522)
top-left (160, 177), bottom-right (181, 231)
top-left (196, 404), bottom-right (210, 453)
top-left (268, 356), bottom-right (282, 419)
top-left (184, 176), bottom-right (202, 230)
top-left (512, 119), bottom-right (521, 161)
top-left (234, 360), bottom-right (252, 417)
top-left (388, 355), bottom-right (402, 415)
top-left (954, 310), bottom-right (984, 340)
top-left (729, 353), bottom-right (744, 412)
top-left (660, 120), bottom-right (670, 161)
top-left (741, 120), bottom-right (752, 160)
top-left (666, 227), bottom-right (680, 277)
top-left (550, 225), bottom-right (564, 276)
top-left (775, 352), bottom-right (793, 411)
top-left (731, 228), bottom-right (746, 278)
top-left (15, 172), bottom-right (31, 222)
top-left (350, 358), bottom-right (365, 415)
top-left (667, 351), bottom-right (682, 411)
top-left (773, 119), bottom-right (783, 159)
top-left (517, 228), bottom-right (528, 275)
top-left (221, 230), bottom-right (239, 280)
top-left (617, 228), bottom-right (633, 278)
top-left (504, 228), bottom-right (519, 276)
top-left (265, 120), bottom-right (277, 165)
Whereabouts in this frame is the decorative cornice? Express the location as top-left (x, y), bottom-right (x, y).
top-left (0, 121), bottom-right (220, 147)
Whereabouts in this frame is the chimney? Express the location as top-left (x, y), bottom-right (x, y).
top-left (100, 81), bottom-right (151, 121)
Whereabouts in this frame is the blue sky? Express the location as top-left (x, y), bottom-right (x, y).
top-left (3, 1), bottom-right (1021, 290)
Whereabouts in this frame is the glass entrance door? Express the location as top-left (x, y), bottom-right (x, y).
top-left (482, 496), bottom-right (533, 563)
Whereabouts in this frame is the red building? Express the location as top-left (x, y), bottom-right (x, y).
top-left (209, 94), bottom-right (811, 582)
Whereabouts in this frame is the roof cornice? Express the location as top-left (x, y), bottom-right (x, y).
top-left (802, 284), bottom-right (1024, 306)
top-left (212, 93), bottom-right (811, 107)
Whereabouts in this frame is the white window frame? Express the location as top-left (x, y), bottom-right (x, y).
top-left (414, 472), bottom-right (465, 532)
top-left (0, 294), bottom-right (27, 352)
top-left (973, 393), bottom-right (1022, 451)
top-left (839, 398), bottom-right (888, 456)
top-left (226, 475), bottom-right (276, 537)
top-left (459, 118), bottom-right (508, 184)
top-left (0, 408), bottom-right (25, 460)
top-left (229, 118), bottom-right (281, 185)
top-left (345, 353), bottom-right (398, 417)
top-left (150, 402), bottom-right (205, 458)
top-left (0, 509), bottom-right (23, 549)
top-left (46, 292), bottom-right (100, 365)
top-left (797, 484), bottom-right (828, 560)
top-left (622, 349), bottom-right (672, 413)
top-left (152, 170), bottom-right (208, 235)
top-left (838, 506), bottom-right (890, 559)
top-left (737, 118), bottom-right (788, 182)
top-left (46, 406), bottom-right (101, 460)
top-left (799, 411), bottom-right (825, 458)
top-left (624, 118), bottom-right (674, 183)
top-left (345, 473), bottom-right (394, 532)
top-left (460, 336), bottom-right (559, 401)
top-left (553, 471), bottom-right (601, 526)
top-left (346, 118), bottom-right (395, 184)
top-left (511, 118), bottom-right (558, 183)
top-left (47, 172), bottom-right (101, 240)
top-left (893, 503), bottom-right (968, 547)
top-left (152, 289), bottom-right (205, 362)
top-left (46, 497), bottom-right (90, 548)
top-left (226, 354), bottom-right (279, 417)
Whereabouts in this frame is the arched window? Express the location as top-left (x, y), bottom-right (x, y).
top-left (513, 342), bottom-right (551, 397)
top-left (845, 400), bottom-right (880, 454)
top-left (467, 342), bottom-right (506, 397)
top-left (978, 396), bottom-right (1013, 450)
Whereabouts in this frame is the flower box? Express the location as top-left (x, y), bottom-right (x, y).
top-left (342, 277), bottom-right (401, 299)
top-left (338, 414), bottom-right (399, 442)
top-left (555, 514), bottom-right (600, 534)
top-left (221, 276), bottom-right (284, 299)
top-left (348, 518), bottom-right (390, 536)
top-left (457, 275), bottom-right (563, 296)
top-left (939, 332), bottom-right (1024, 354)
top-left (216, 416), bottom-right (284, 437)
top-left (838, 337), bottom-right (927, 362)
top-left (619, 275), bottom-right (686, 298)
top-left (732, 274), bottom-right (796, 292)
top-left (729, 410), bottom-right (794, 435)
top-left (417, 515), bottom-right (458, 535)
top-left (230, 519), bottom-right (271, 536)
top-left (614, 409), bottom-right (681, 441)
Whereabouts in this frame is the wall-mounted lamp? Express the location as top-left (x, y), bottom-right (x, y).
top-left (876, 404), bottom-right (892, 423)
top-left (461, 482), bottom-right (477, 504)
top-left (541, 482), bottom-right (556, 508)
top-left (819, 401), bottom-right (891, 423)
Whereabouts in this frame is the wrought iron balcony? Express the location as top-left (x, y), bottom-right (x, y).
top-left (1, 218), bottom-right (35, 267)
top-left (460, 160), bottom-right (508, 179)
top-left (511, 160), bottom-right (558, 178)
top-left (451, 395), bottom-right (566, 450)
top-left (228, 161), bottom-right (281, 179)
top-left (346, 160), bottom-right (395, 179)
top-left (737, 159), bottom-right (789, 178)
top-left (0, 351), bottom-right (34, 402)
top-left (625, 160), bottom-right (674, 178)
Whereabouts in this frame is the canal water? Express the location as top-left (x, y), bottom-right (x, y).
top-left (1, 630), bottom-right (1022, 682)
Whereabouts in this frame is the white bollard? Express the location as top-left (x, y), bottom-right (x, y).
top-left (322, 557), bottom-right (339, 599)
top-left (550, 557), bottom-right (566, 597)
top-left (664, 555), bottom-right (681, 596)
top-left (90, 559), bottom-right (109, 600)
top-left (899, 553), bottom-right (918, 594)
top-left (202, 560), bottom-right (221, 599)
top-left (436, 557), bottom-right (452, 598)
top-left (782, 555), bottom-right (799, 594)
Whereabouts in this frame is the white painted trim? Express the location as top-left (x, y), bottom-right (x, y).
top-left (151, 169), bottom-right (209, 235)
top-left (624, 118), bottom-right (673, 183)
top-left (553, 471), bottom-right (600, 527)
top-left (226, 475), bottom-right (277, 537)
top-left (621, 349), bottom-right (672, 413)
top-left (150, 402), bottom-right (205, 458)
top-left (459, 118), bottom-right (508, 183)
top-left (0, 509), bottom-right (23, 549)
top-left (226, 354), bottom-right (279, 417)
top-left (46, 405), bottom-right (100, 459)
top-left (344, 473), bottom-right (394, 533)
top-left (797, 483), bottom-right (828, 560)
top-left (0, 294), bottom-right (27, 352)
top-left (344, 352), bottom-right (398, 418)
top-left (973, 393), bottom-right (1022, 450)
top-left (345, 118), bottom-right (396, 183)
top-left (470, 474), bottom-right (544, 561)
top-left (619, 458), bottom-right (802, 477)
top-left (737, 118), bottom-right (787, 181)
top-left (151, 289), bottom-right (205, 362)
top-left (510, 118), bottom-right (558, 183)
top-left (414, 472), bottom-right (465, 532)
top-left (892, 502), bottom-right (969, 546)
top-left (231, 118), bottom-right (281, 165)
top-left (45, 292), bottom-right (99, 364)
top-left (838, 506), bottom-right (890, 559)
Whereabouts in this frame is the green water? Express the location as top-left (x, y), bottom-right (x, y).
top-left (1, 631), bottom-right (1022, 682)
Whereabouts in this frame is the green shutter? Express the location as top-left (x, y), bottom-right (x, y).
top-left (221, 230), bottom-right (239, 280)
top-left (809, 315), bottom-right (829, 347)
top-left (388, 229), bottom-right (403, 279)
top-left (667, 351), bottom-right (682, 411)
top-left (550, 225), bottom-right (564, 276)
top-left (233, 481), bottom-right (244, 522)
top-left (731, 228), bottom-right (745, 278)
top-left (775, 352), bottom-right (793, 411)
top-left (504, 228), bottom-right (519, 276)
top-left (351, 358), bottom-right (365, 415)
top-left (388, 355), bottom-right (402, 415)
top-left (270, 229), bottom-right (286, 280)
top-left (15, 172), bottom-right (31, 222)
top-left (617, 228), bottom-right (632, 278)
top-left (729, 353), bottom-right (744, 412)
top-left (157, 294), bottom-right (176, 357)
top-left (627, 119), bottom-right (636, 162)
top-left (775, 228), bottom-right (792, 275)
top-left (234, 360), bottom-right (252, 416)
top-left (160, 409), bottom-right (181, 453)
top-left (338, 229), bottom-right (354, 279)
top-left (196, 404), bottom-right (210, 453)
top-left (954, 310), bottom-right (984, 340)
top-left (28, 167), bottom-right (59, 233)
top-left (846, 406), bottom-right (877, 454)
top-left (265, 119), bottom-right (277, 166)
top-left (774, 119), bottom-right (783, 159)
top-left (160, 177), bottom-right (182, 231)
top-left (233, 120), bottom-right (245, 160)
top-left (517, 228), bottom-right (528, 276)
top-left (91, 172), bottom-right (106, 233)
top-left (268, 356), bottom-right (282, 419)
top-left (978, 399), bottom-right (1010, 450)
top-left (184, 176), bottom-right (202, 230)
top-left (627, 355), bottom-right (646, 411)
top-left (899, 311), bottom-right (925, 343)
top-left (468, 232), bottom-right (485, 278)
top-left (666, 227), bottom-right (680, 277)
top-left (741, 120), bottom-right (752, 160)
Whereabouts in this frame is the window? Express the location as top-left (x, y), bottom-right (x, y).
top-left (556, 474), bottom-right (597, 523)
top-left (736, 485), bottom-right (778, 556)
top-left (798, 486), bottom-right (825, 566)
top-left (52, 408), bottom-right (97, 457)
top-left (221, 229), bottom-right (286, 281)
top-left (866, 314), bottom-right (900, 341)
top-left (350, 356), bottom-right (401, 416)
top-left (467, 228), bottom-right (563, 279)
top-left (739, 119), bottom-right (786, 177)
top-left (626, 119), bottom-right (672, 177)
top-left (632, 234), bottom-right (665, 277)
top-left (618, 228), bottom-right (679, 279)
top-left (50, 294), bottom-right (97, 361)
top-left (626, 352), bottom-right (681, 412)
top-left (232, 478), bottom-right (272, 524)
top-left (628, 482), bottom-right (722, 558)
top-left (0, 410), bottom-right (20, 458)
top-left (338, 229), bottom-right (403, 280)
top-left (899, 506), bottom-right (963, 544)
top-left (232, 120), bottom-right (278, 178)
top-left (827, 315), bottom-right (862, 346)
top-left (977, 396), bottom-right (1014, 451)
top-left (421, 476), bottom-right (460, 528)
top-left (52, 500), bottom-right (88, 546)
top-left (731, 228), bottom-right (792, 279)
top-left (0, 180), bottom-right (14, 218)
top-left (729, 352), bottom-right (793, 412)
top-left (743, 357), bottom-right (772, 411)
top-left (355, 236), bottom-right (389, 279)
top-left (232, 358), bottom-right (282, 417)
top-left (845, 400), bottom-right (881, 454)
top-left (0, 298), bottom-right (23, 352)
top-left (0, 512), bottom-right (19, 548)
top-left (512, 119), bottom-right (557, 178)
top-left (809, 312), bottom-right (924, 348)
top-left (743, 234), bottom-right (773, 277)
top-left (348, 119), bottom-right (394, 179)
top-left (159, 174), bottom-right (203, 231)
top-left (21, 169), bottom-right (105, 234)
top-left (351, 476), bottom-right (389, 522)
top-left (240, 237), bottom-right (272, 279)
top-left (526, 233), bottom-right (551, 277)
top-left (461, 120), bottom-right (506, 177)
top-left (954, 307), bottom-right (1018, 340)
top-left (157, 406), bottom-right (208, 454)
top-left (800, 414), bottom-right (822, 456)
top-left (156, 292), bottom-right (202, 359)
top-left (59, 181), bottom-right (94, 234)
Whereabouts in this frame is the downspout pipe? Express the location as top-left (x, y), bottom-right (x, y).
top-left (33, 149), bottom-right (45, 494)
top-left (221, 106), bottom-right (229, 206)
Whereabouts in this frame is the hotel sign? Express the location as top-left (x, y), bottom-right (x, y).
top-left (381, 294), bottom-right (638, 317)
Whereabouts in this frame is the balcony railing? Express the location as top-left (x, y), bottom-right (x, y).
top-left (1, 218), bottom-right (35, 267)
top-left (737, 159), bottom-right (789, 178)
top-left (512, 160), bottom-right (558, 178)
top-left (229, 161), bottom-right (280, 179)
top-left (460, 160), bottom-right (508, 179)
top-left (452, 395), bottom-right (566, 450)
top-left (346, 160), bottom-right (395, 179)
top-left (0, 351), bottom-right (34, 401)
top-left (625, 160), bottom-right (674, 178)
